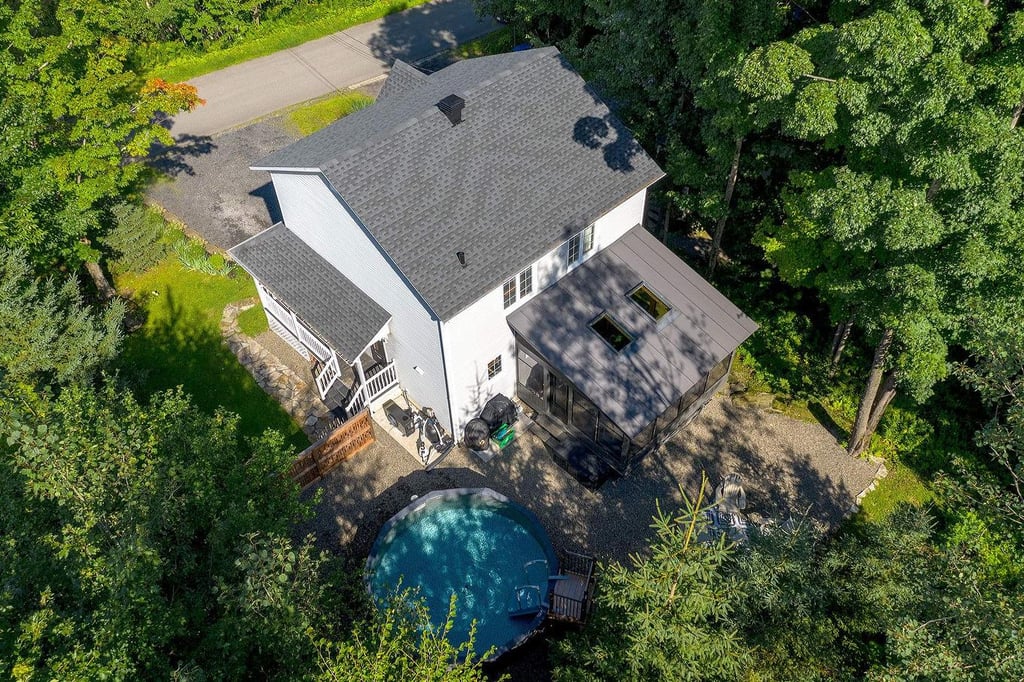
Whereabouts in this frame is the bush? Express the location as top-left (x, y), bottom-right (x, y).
top-left (102, 203), bottom-right (169, 274)
top-left (173, 236), bottom-right (236, 276)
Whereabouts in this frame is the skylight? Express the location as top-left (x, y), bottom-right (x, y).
top-left (590, 314), bottom-right (633, 352)
top-left (629, 284), bottom-right (671, 321)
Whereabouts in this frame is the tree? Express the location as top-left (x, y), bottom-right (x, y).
top-left (0, 247), bottom-right (123, 390)
top-left (0, 2), bottom-right (202, 269)
top-left (316, 595), bottom-right (490, 682)
top-left (0, 382), bottom-right (321, 679)
top-left (552, 481), bottom-right (749, 681)
top-left (731, 507), bottom-right (1024, 681)
top-left (753, 0), bottom-right (1024, 454)
top-left (951, 300), bottom-right (1024, 532)
top-left (757, 167), bottom-right (950, 455)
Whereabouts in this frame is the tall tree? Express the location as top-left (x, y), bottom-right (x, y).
top-left (0, 1), bottom-right (201, 269)
top-left (732, 507), bottom-right (1024, 680)
top-left (552, 483), bottom-right (749, 681)
top-left (0, 247), bottom-right (123, 391)
top-left (0, 383), bottom-right (321, 679)
top-left (316, 596), bottom-right (490, 682)
top-left (753, 0), bottom-right (1024, 454)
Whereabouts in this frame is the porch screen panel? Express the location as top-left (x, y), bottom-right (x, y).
top-left (706, 353), bottom-right (732, 387)
top-left (516, 348), bottom-right (545, 413)
top-left (597, 415), bottom-right (626, 455)
top-left (678, 379), bottom-right (706, 415)
top-left (655, 395), bottom-right (682, 437)
top-left (571, 391), bottom-right (600, 441)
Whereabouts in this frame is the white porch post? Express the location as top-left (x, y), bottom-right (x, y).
top-left (354, 356), bottom-right (367, 389)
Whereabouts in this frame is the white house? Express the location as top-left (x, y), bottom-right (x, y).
top-left (230, 47), bottom-right (757, 480)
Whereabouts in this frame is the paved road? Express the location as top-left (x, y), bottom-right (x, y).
top-left (170, 0), bottom-right (497, 137)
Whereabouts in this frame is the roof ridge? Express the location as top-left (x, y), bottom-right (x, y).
top-left (318, 48), bottom-right (562, 170)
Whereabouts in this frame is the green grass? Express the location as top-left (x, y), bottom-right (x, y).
top-left (114, 257), bottom-right (308, 450)
top-left (454, 27), bottom-right (516, 59)
top-left (237, 303), bottom-right (270, 337)
top-left (287, 92), bottom-right (374, 136)
top-left (857, 462), bottom-right (934, 523)
top-left (146, 0), bottom-right (429, 83)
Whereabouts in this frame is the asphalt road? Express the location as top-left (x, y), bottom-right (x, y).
top-left (169, 0), bottom-right (498, 137)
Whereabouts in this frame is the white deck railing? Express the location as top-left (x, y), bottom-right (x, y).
top-left (297, 324), bottom-right (332, 361)
top-left (314, 354), bottom-right (341, 399)
top-left (346, 361), bottom-right (398, 414)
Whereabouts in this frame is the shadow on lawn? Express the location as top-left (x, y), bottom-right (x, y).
top-left (116, 289), bottom-right (308, 449)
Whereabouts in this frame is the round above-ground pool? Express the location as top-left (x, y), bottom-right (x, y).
top-left (366, 488), bottom-right (558, 661)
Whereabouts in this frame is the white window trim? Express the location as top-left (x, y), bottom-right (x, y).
top-left (519, 266), bottom-right (533, 297)
top-left (504, 266), bottom-right (534, 309)
top-left (487, 355), bottom-right (502, 379)
top-left (502, 278), bottom-right (517, 309)
top-left (565, 225), bottom-right (595, 268)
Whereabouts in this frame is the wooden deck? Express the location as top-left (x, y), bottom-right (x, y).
top-left (548, 551), bottom-right (596, 625)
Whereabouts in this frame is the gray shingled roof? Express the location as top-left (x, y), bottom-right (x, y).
top-left (376, 60), bottom-right (429, 102)
top-left (507, 226), bottom-right (759, 438)
top-left (228, 223), bottom-right (391, 364)
top-left (253, 47), bottom-right (665, 320)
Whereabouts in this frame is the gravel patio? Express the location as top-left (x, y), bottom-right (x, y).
top-left (297, 395), bottom-right (883, 565)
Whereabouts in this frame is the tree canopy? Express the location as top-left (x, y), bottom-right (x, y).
top-left (0, 2), bottom-right (202, 268)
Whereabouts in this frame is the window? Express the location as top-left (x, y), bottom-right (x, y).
top-left (519, 266), bottom-right (533, 297)
top-left (502, 278), bottom-right (517, 308)
top-left (487, 356), bottom-right (502, 379)
top-left (590, 313), bottom-right (633, 352)
top-left (629, 284), bottom-right (671, 321)
top-left (566, 233), bottom-right (581, 266)
top-left (566, 225), bottom-right (596, 267)
top-left (706, 352), bottom-right (732, 387)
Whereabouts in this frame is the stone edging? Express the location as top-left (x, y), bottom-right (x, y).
top-left (221, 298), bottom-right (332, 438)
top-left (847, 456), bottom-right (890, 518)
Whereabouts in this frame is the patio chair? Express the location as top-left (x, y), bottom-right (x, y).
top-left (715, 472), bottom-right (747, 515)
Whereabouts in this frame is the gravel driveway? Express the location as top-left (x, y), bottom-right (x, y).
top-left (297, 395), bottom-right (883, 565)
top-left (146, 120), bottom-right (297, 250)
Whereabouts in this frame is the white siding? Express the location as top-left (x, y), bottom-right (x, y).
top-left (270, 172), bottom-right (452, 430)
top-left (441, 188), bottom-right (649, 435)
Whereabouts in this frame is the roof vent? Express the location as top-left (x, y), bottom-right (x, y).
top-left (456, 251), bottom-right (467, 267)
top-left (437, 94), bottom-right (465, 125)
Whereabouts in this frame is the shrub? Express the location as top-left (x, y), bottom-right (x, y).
top-left (102, 203), bottom-right (169, 274)
top-left (173, 236), bottom-right (236, 276)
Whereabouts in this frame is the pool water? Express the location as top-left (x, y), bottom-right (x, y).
top-left (367, 490), bottom-right (556, 659)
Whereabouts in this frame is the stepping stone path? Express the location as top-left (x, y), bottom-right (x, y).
top-left (221, 298), bottom-right (333, 439)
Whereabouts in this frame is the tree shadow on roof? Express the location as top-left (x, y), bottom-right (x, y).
top-left (572, 113), bottom-right (645, 173)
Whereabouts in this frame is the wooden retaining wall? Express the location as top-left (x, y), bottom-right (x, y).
top-left (290, 409), bottom-right (375, 489)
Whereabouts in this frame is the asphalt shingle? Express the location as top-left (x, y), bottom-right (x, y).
top-left (228, 223), bottom-right (391, 364)
top-left (376, 60), bottom-right (429, 102)
top-left (253, 47), bottom-right (665, 320)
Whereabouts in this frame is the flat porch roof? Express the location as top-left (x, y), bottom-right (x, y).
top-left (507, 226), bottom-right (758, 438)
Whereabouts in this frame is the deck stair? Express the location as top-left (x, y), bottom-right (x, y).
top-left (528, 413), bottom-right (616, 488)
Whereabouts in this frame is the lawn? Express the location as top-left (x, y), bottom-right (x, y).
top-left (237, 302), bottom-right (269, 337)
top-left (856, 461), bottom-right (934, 522)
top-left (287, 92), bottom-right (374, 136)
top-left (114, 257), bottom-right (308, 450)
top-left (146, 0), bottom-right (429, 83)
